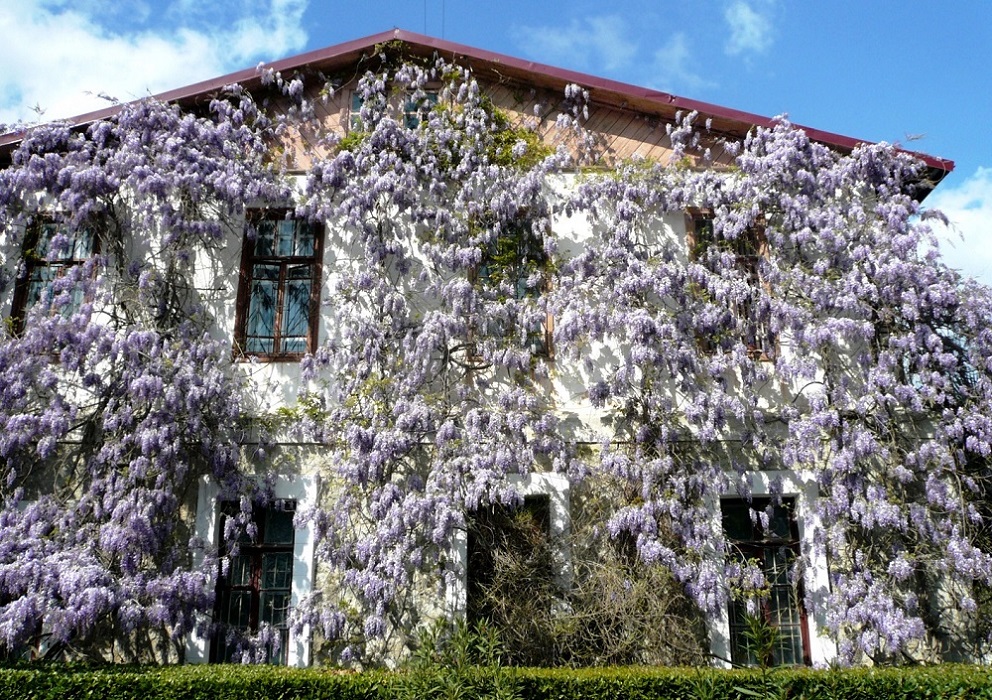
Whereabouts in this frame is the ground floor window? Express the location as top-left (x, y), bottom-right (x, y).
top-left (467, 494), bottom-right (553, 623)
top-left (212, 500), bottom-right (297, 664)
top-left (722, 497), bottom-right (810, 666)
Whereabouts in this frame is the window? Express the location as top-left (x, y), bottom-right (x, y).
top-left (188, 476), bottom-right (315, 667)
top-left (445, 473), bottom-right (569, 664)
top-left (348, 92), bottom-right (363, 132)
top-left (465, 482), bottom-right (566, 666)
top-left (235, 211), bottom-right (322, 359)
top-left (475, 220), bottom-right (553, 357)
top-left (722, 497), bottom-right (810, 666)
top-left (689, 214), bottom-right (775, 359)
top-left (403, 91), bottom-right (438, 128)
top-left (348, 90), bottom-right (438, 131)
top-left (9, 218), bottom-right (97, 329)
top-left (212, 500), bottom-right (297, 664)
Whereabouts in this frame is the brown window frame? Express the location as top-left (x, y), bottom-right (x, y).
top-left (212, 500), bottom-right (297, 665)
top-left (468, 219), bottom-right (554, 363)
top-left (234, 210), bottom-right (323, 361)
top-left (9, 217), bottom-right (99, 333)
top-left (722, 497), bottom-right (811, 667)
top-left (687, 212), bottom-right (777, 361)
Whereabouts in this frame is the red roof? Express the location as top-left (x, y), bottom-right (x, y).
top-left (0, 29), bottom-right (954, 181)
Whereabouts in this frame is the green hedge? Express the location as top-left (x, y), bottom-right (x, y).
top-left (1, 664), bottom-right (991, 700)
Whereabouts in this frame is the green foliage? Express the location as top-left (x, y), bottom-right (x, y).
top-left (271, 392), bottom-right (328, 425)
top-left (739, 612), bottom-right (781, 669)
top-left (0, 663), bottom-right (382, 700)
top-left (395, 619), bottom-right (522, 700)
top-left (1, 663), bottom-right (992, 700)
top-left (486, 107), bottom-right (552, 169)
top-left (336, 129), bottom-right (370, 153)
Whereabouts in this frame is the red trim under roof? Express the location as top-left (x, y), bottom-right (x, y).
top-left (0, 29), bottom-right (954, 178)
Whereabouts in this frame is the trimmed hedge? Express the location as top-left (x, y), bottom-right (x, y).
top-left (1, 663), bottom-right (991, 700)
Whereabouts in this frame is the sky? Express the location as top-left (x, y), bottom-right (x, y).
top-left (1, 0), bottom-right (989, 284)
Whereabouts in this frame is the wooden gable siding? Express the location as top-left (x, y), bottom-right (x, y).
top-left (268, 71), bottom-right (738, 171)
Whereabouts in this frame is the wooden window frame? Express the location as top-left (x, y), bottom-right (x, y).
top-left (9, 217), bottom-right (99, 333)
top-left (212, 500), bottom-right (297, 665)
top-left (722, 497), bottom-right (811, 667)
top-left (234, 210), bottom-right (323, 361)
top-left (467, 219), bottom-right (554, 364)
top-left (687, 212), bottom-right (777, 361)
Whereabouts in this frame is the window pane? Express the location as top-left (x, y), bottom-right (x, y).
top-left (35, 223), bottom-right (55, 258)
top-left (350, 92), bottom-right (363, 131)
top-left (72, 228), bottom-right (96, 259)
top-left (722, 500), bottom-right (755, 542)
top-left (281, 271), bottom-right (311, 350)
top-left (276, 220), bottom-right (296, 257)
top-left (247, 265), bottom-right (279, 353)
top-left (260, 591), bottom-right (291, 628)
top-left (264, 509), bottom-right (295, 545)
top-left (27, 266), bottom-right (57, 308)
top-left (404, 92), bottom-right (438, 128)
top-left (219, 590), bottom-right (251, 628)
top-left (294, 222), bottom-right (315, 257)
top-left (255, 221), bottom-right (275, 256)
top-left (228, 554), bottom-right (252, 586)
top-left (262, 552), bottom-right (293, 590)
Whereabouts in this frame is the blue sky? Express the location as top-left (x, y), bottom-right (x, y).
top-left (1, 0), bottom-right (989, 283)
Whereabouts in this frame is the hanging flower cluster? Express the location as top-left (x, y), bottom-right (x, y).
top-left (0, 89), bottom-right (285, 659)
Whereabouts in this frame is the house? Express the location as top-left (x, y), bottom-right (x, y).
top-left (2, 30), bottom-right (981, 670)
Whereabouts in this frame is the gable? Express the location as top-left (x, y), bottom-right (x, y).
top-left (0, 29), bottom-right (953, 191)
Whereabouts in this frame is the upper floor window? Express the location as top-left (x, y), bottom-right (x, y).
top-left (403, 91), bottom-right (438, 128)
top-left (9, 218), bottom-right (98, 330)
top-left (348, 92), bottom-right (363, 132)
top-left (689, 214), bottom-right (775, 360)
top-left (213, 500), bottom-right (297, 664)
top-left (722, 497), bottom-right (810, 666)
top-left (348, 89), bottom-right (438, 132)
top-left (476, 220), bottom-right (552, 357)
top-left (235, 211), bottom-right (322, 360)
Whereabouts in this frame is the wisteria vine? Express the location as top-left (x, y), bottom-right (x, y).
top-left (0, 46), bottom-right (989, 666)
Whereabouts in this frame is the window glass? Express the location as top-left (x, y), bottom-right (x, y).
top-left (11, 219), bottom-right (98, 328)
top-left (404, 92), bottom-right (438, 128)
top-left (349, 92), bottom-right (363, 131)
top-left (213, 503), bottom-right (296, 664)
top-left (264, 509), bottom-right (295, 545)
top-left (237, 213), bottom-right (321, 359)
top-left (690, 214), bottom-right (775, 359)
top-left (476, 220), bottom-right (552, 356)
top-left (722, 497), bottom-right (808, 666)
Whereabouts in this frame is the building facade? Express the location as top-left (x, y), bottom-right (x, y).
top-left (2, 31), bottom-right (976, 669)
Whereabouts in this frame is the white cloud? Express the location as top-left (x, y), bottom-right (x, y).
top-left (0, 0), bottom-right (309, 127)
top-left (724, 1), bottom-right (773, 56)
top-left (927, 167), bottom-right (992, 287)
top-left (513, 16), bottom-right (637, 73)
top-left (649, 33), bottom-right (716, 94)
